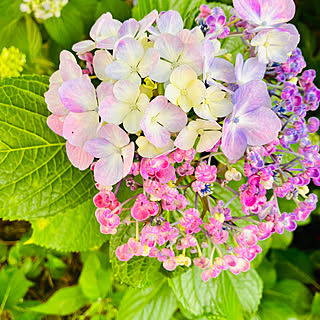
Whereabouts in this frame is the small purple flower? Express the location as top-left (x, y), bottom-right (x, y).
top-left (275, 212), bottom-right (297, 234)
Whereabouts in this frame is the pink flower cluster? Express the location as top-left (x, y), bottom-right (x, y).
top-left (45, 0), bottom-right (319, 281)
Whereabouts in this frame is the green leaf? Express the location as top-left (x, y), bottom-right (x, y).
top-left (169, 267), bottom-right (263, 320)
top-left (79, 251), bottom-right (111, 301)
top-left (270, 230), bottom-right (293, 249)
top-left (118, 279), bottom-right (177, 320)
top-left (0, 75), bottom-right (106, 251)
top-left (264, 279), bottom-right (313, 315)
top-left (44, 254), bottom-right (66, 279)
top-left (29, 286), bottom-right (89, 316)
top-left (27, 199), bottom-right (107, 251)
top-left (132, 0), bottom-right (202, 29)
top-left (44, 2), bottom-right (84, 48)
top-left (97, 0), bottom-right (131, 22)
top-left (270, 249), bottom-right (319, 289)
top-left (311, 293), bottom-right (320, 316)
top-left (0, 15), bottom-right (42, 62)
top-left (256, 258), bottom-right (277, 291)
top-left (0, 242), bottom-right (8, 263)
top-left (254, 296), bottom-right (299, 320)
top-left (110, 224), bottom-right (161, 288)
top-left (0, 267), bottom-right (33, 310)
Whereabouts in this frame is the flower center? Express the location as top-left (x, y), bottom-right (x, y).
top-left (181, 89), bottom-right (187, 96)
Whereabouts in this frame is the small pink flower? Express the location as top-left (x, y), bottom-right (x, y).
top-left (116, 243), bottom-right (134, 261)
top-left (194, 256), bottom-right (210, 269)
top-left (191, 180), bottom-right (205, 192)
top-left (236, 225), bottom-right (259, 247)
top-left (140, 226), bottom-right (165, 247)
top-left (131, 194), bottom-right (159, 221)
top-left (201, 265), bottom-right (221, 281)
top-left (127, 238), bottom-right (144, 256)
top-left (257, 222), bottom-right (274, 240)
top-left (140, 156), bottom-right (175, 184)
top-left (195, 162), bottom-right (217, 183)
top-left (163, 258), bottom-right (177, 271)
top-left (177, 162), bottom-right (194, 176)
top-left (228, 256), bottom-right (250, 275)
top-left (95, 208), bottom-right (120, 234)
top-left (179, 209), bottom-right (203, 234)
top-left (159, 222), bottom-right (179, 242)
top-left (130, 162), bottom-right (140, 176)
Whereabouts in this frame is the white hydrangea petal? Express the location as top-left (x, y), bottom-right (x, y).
top-left (149, 59), bottom-right (172, 83)
top-left (105, 60), bottom-right (131, 80)
top-left (113, 80), bottom-right (140, 104)
top-left (115, 38), bottom-right (144, 67)
top-left (72, 40), bottom-right (96, 54)
top-left (174, 126), bottom-right (198, 150)
top-left (123, 109), bottom-right (144, 134)
top-left (196, 131), bottom-right (222, 153)
top-left (138, 48), bottom-right (159, 78)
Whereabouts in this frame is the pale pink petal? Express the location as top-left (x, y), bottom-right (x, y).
top-left (96, 37), bottom-right (119, 50)
top-left (157, 10), bottom-right (184, 35)
top-left (221, 118), bottom-right (247, 161)
top-left (121, 142), bottom-right (135, 177)
top-left (59, 60), bottom-right (82, 82)
top-left (63, 111), bottom-right (100, 147)
top-left (174, 126), bottom-right (198, 150)
top-left (233, 0), bottom-right (295, 26)
top-left (157, 103), bottom-right (187, 132)
top-left (60, 50), bottom-right (77, 63)
top-left (137, 10), bottom-right (158, 39)
top-left (105, 60), bottom-right (131, 80)
top-left (66, 141), bottom-right (93, 170)
top-left (93, 50), bottom-right (113, 81)
top-left (113, 80), bottom-right (139, 103)
top-left (72, 40), bottom-right (96, 54)
top-left (100, 124), bottom-right (130, 148)
top-left (99, 95), bottom-right (129, 125)
top-left (115, 38), bottom-right (144, 66)
top-left (141, 117), bottom-right (171, 148)
top-left (94, 155), bottom-right (123, 187)
top-left (90, 13), bottom-right (113, 40)
top-left (59, 78), bottom-right (97, 113)
top-left (118, 18), bottom-right (139, 38)
top-left (96, 82), bottom-right (114, 104)
top-left (238, 108), bottom-right (282, 146)
top-left (47, 114), bottom-right (65, 136)
top-left (138, 48), bottom-right (159, 78)
top-left (154, 33), bottom-right (183, 62)
top-left (84, 138), bottom-right (118, 158)
top-left (45, 84), bottom-right (69, 116)
top-left (233, 80), bottom-right (271, 116)
top-left (149, 59), bottom-right (172, 83)
top-left (179, 45), bottom-right (203, 75)
top-left (49, 70), bottom-right (62, 85)
top-left (197, 131), bottom-right (222, 152)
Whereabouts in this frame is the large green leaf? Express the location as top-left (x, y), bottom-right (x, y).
top-left (0, 75), bottom-right (106, 251)
top-left (27, 199), bottom-right (107, 251)
top-left (44, 2), bottom-right (84, 48)
top-left (110, 224), bottom-right (161, 288)
top-left (117, 279), bottom-right (177, 320)
top-left (29, 286), bottom-right (89, 316)
top-left (169, 267), bottom-right (263, 320)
